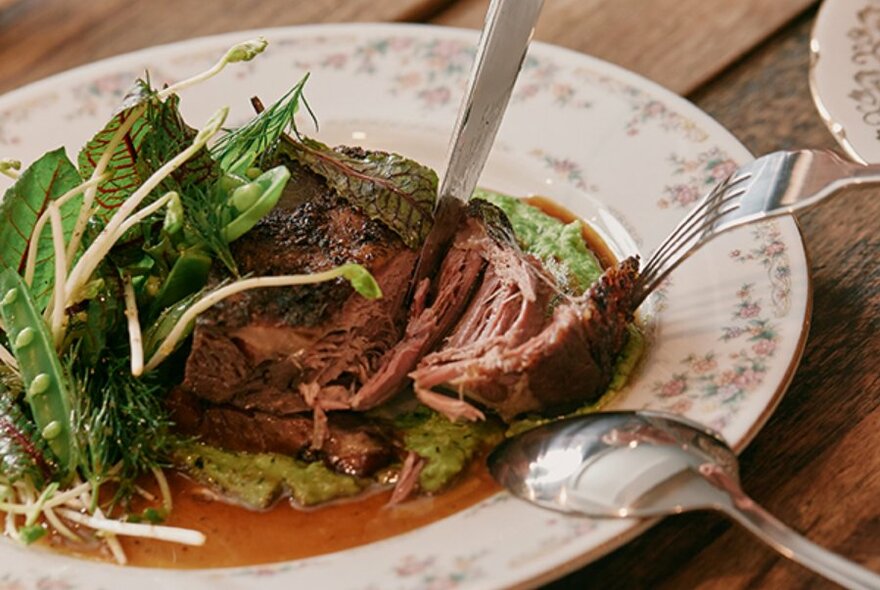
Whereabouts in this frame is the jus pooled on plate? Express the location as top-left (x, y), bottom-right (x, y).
top-left (0, 37), bottom-right (642, 562)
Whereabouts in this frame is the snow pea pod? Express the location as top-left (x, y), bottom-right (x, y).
top-left (149, 246), bottom-right (212, 314)
top-left (222, 165), bottom-right (290, 242)
top-left (0, 269), bottom-right (76, 475)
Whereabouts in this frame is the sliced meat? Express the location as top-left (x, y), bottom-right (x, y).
top-left (410, 201), bottom-right (639, 421)
top-left (296, 248), bottom-right (418, 401)
top-left (349, 220), bottom-right (487, 410)
top-left (183, 160), bottom-right (418, 416)
top-left (168, 387), bottom-right (395, 477)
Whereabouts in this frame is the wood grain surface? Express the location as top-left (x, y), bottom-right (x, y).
top-left (1, 0), bottom-right (878, 588)
top-left (432, 0), bottom-right (817, 94)
top-left (0, 0), bottom-right (453, 93)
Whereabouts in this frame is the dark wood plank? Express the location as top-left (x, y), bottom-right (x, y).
top-left (0, 0), bottom-right (453, 94)
top-left (554, 9), bottom-right (880, 588)
top-left (432, 0), bottom-right (818, 95)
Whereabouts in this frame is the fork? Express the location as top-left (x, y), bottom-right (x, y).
top-left (632, 149), bottom-right (880, 305)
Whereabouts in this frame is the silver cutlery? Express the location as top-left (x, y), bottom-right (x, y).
top-left (411, 0), bottom-right (544, 290)
top-left (489, 410), bottom-right (880, 590)
top-left (633, 148), bottom-right (880, 305)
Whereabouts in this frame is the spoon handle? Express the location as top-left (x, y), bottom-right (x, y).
top-left (720, 492), bottom-right (880, 589)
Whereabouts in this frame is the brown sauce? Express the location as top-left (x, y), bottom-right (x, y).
top-left (49, 463), bottom-right (499, 569)
top-left (38, 195), bottom-right (610, 569)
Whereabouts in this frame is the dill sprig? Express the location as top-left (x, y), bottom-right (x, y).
top-left (71, 353), bottom-right (173, 503)
top-left (211, 72), bottom-right (316, 175)
top-left (181, 183), bottom-right (237, 274)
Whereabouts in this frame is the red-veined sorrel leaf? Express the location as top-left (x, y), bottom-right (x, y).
top-left (77, 79), bottom-right (153, 224)
top-left (280, 138), bottom-right (437, 249)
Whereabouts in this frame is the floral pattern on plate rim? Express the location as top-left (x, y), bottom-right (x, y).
top-left (647, 221), bottom-right (791, 431)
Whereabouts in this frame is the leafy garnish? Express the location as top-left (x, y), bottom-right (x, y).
top-left (139, 94), bottom-right (220, 194)
top-left (339, 263), bottom-right (383, 299)
top-left (0, 381), bottom-right (53, 486)
top-left (211, 73), bottom-right (313, 176)
top-left (77, 80), bottom-right (154, 224)
top-left (18, 524), bottom-right (47, 545)
top-left (72, 357), bottom-right (173, 501)
top-left (63, 272), bottom-right (123, 366)
top-left (179, 183), bottom-right (237, 273)
top-left (0, 149), bottom-right (81, 307)
top-left (279, 138), bottom-right (437, 248)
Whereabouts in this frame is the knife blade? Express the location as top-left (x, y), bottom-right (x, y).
top-left (410, 0), bottom-right (544, 291)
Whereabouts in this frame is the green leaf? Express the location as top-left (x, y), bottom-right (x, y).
top-left (19, 524), bottom-right (47, 544)
top-left (0, 148), bottom-right (81, 308)
top-left (0, 380), bottom-right (53, 486)
top-left (211, 74), bottom-right (311, 176)
top-left (77, 80), bottom-right (153, 224)
top-left (339, 263), bottom-right (382, 300)
top-left (279, 138), bottom-right (437, 248)
top-left (137, 94), bottom-right (220, 193)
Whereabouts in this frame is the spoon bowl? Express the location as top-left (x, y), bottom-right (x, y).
top-left (489, 410), bottom-right (880, 589)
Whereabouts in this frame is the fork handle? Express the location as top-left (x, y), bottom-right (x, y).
top-left (719, 492), bottom-right (880, 589)
top-left (785, 159), bottom-right (880, 213)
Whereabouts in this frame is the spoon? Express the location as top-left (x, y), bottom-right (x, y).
top-left (488, 410), bottom-right (880, 589)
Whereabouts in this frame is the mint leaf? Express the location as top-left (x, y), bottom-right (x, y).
top-left (280, 138), bottom-right (437, 249)
top-left (0, 148), bottom-right (81, 308)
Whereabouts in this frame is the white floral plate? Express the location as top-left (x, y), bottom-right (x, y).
top-left (810, 0), bottom-right (880, 162)
top-left (0, 24), bottom-right (810, 590)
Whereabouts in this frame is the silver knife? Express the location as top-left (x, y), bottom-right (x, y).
top-left (411, 0), bottom-right (544, 290)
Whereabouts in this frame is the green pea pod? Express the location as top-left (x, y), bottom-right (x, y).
top-left (222, 165), bottom-right (290, 242)
top-left (0, 269), bottom-right (76, 475)
top-left (149, 247), bottom-right (213, 315)
top-left (143, 289), bottom-right (202, 360)
top-left (162, 191), bottom-right (184, 236)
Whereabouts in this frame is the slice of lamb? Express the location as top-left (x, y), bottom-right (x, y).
top-left (348, 222), bottom-right (487, 411)
top-left (167, 387), bottom-right (395, 477)
top-left (183, 159), bottom-right (417, 415)
top-left (411, 249), bottom-right (639, 421)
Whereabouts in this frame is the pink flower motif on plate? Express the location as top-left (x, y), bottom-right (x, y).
top-left (657, 147), bottom-right (738, 209)
top-left (648, 221), bottom-right (790, 429)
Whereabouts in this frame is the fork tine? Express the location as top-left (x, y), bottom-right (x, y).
top-left (639, 201), bottom-right (740, 287)
top-left (634, 174), bottom-right (749, 303)
top-left (642, 173), bottom-right (749, 277)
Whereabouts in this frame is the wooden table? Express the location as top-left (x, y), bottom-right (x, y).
top-left (1, 1), bottom-right (877, 588)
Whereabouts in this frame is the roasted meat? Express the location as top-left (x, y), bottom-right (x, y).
top-left (175, 157), bottom-right (640, 482)
top-left (183, 160), bottom-right (417, 415)
top-left (168, 387), bottom-right (395, 477)
top-left (407, 202), bottom-right (639, 421)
